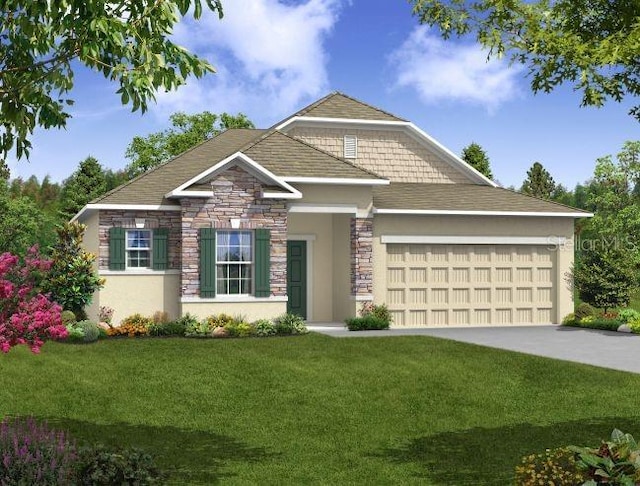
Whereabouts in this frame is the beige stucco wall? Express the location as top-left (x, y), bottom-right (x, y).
top-left (288, 213), bottom-right (334, 322)
top-left (292, 183), bottom-right (373, 212)
top-left (180, 301), bottom-right (286, 321)
top-left (287, 127), bottom-right (471, 184)
top-left (373, 215), bottom-right (576, 324)
top-left (100, 273), bottom-right (181, 325)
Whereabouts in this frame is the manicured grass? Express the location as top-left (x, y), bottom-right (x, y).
top-left (2, 334), bottom-right (640, 484)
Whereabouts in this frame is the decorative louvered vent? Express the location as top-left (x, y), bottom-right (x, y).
top-left (344, 135), bottom-right (357, 159)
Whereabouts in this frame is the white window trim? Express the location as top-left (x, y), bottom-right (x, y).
top-left (215, 230), bottom-right (254, 296)
top-left (181, 296), bottom-right (288, 304)
top-left (101, 269), bottom-right (180, 276)
top-left (126, 229), bottom-right (153, 269)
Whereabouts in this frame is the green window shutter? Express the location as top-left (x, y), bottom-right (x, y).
top-left (200, 228), bottom-right (216, 298)
top-left (152, 228), bottom-right (169, 270)
top-left (109, 227), bottom-right (126, 270)
top-left (254, 229), bottom-right (270, 297)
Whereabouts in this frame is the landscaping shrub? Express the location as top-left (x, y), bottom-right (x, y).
top-left (274, 313), bottom-right (308, 335)
top-left (205, 313), bottom-right (234, 329)
top-left (0, 416), bottom-right (78, 485)
top-left (61, 310), bottom-right (77, 325)
top-left (65, 322), bottom-right (86, 343)
top-left (77, 444), bottom-right (164, 485)
top-left (628, 318), bottom-right (640, 334)
top-left (148, 320), bottom-right (187, 337)
top-left (184, 319), bottom-right (210, 337)
top-left (561, 313), bottom-right (575, 325)
top-left (77, 320), bottom-right (100, 343)
top-left (617, 308), bottom-right (640, 324)
top-left (514, 447), bottom-right (585, 485)
top-left (107, 314), bottom-right (152, 337)
top-left (359, 302), bottom-right (393, 326)
top-left (234, 322), bottom-right (254, 338)
top-left (98, 306), bottom-right (114, 327)
top-left (151, 310), bottom-right (169, 325)
top-left (574, 302), bottom-right (597, 319)
top-left (562, 318), bottom-right (621, 332)
top-left (345, 315), bottom-right (390, 331)
top-left (253, 319), bottom-right (276, 337)
top-left (570, 429), bottom-right (640, 484)
top-left (0, 249), bottom-right (67, 353)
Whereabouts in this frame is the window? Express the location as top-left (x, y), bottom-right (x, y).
top-left (216, 231), bottom-right (252, 295)
top-left (126, 230), bottom-right (152, 268)
top-left (344, 135), bottom-right (357, 158)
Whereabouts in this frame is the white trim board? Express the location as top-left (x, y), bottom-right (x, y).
top-left (283, 176), bottom-right (389, 186)
top-left (181, 296), bottom-right (288, 304)
top-left (288, 203), bottom-right (357, 214)
top-left (380, 235), bottom-right (567, 245)
top-left (101, 269), bottom-right (181, 276)
top-left (374, 208), bottom-right (592, 218)
top-left (71, 204), bottom-right (181, 222)
top-left (165, 151), bottom-right (302, 199)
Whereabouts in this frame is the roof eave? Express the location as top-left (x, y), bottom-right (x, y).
top-left (373, 208), bottom-right (594, 218)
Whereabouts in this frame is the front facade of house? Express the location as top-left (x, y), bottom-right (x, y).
top-left (76, 93), bottom-right (590, 326)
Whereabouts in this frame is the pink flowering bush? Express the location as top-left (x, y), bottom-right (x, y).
top-left (0, 248), bottom-right (67, 354)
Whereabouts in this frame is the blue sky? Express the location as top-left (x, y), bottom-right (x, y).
top-left (8, 0), bottom-right (639, 189)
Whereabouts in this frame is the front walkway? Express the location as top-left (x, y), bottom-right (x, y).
top-left (307, 323), bottom-right (640, 374)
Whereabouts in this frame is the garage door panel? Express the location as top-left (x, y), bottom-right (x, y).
top-left (386, 244), bottom-right (556, 327)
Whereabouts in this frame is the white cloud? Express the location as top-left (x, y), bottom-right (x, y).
top-left (389, 26), bottom-right (522, 111)
top-left (154, 0), bottom-right (343, 123)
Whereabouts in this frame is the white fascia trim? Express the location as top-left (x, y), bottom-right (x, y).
top-left (71, 204), bottom-right (182, 222)
top-left (262, 191), bottom-right (303, 199)
top-left (288, 203), bottom-right (357, 214)
top-left (165, 151), bottom-right (302, 199)
top-left (277, 116), bottom-right (496, 187)
top-left (181, 296), bottom-right (288, 304)
top-left (283, 176), bottom-right (389, 186)
top-left (380, 235), bottom-right (567, 245)
top-left (374, 208), bottom-right (593, 218)
top-left (168, 190), bottom-right (215, 198)
top-left (101, 269), bottom-right (181, 276)
top-left (275, 116), bottom-right (408, 131)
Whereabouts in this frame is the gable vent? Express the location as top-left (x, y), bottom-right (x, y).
top-left (344, 135), bottom-right (357, 159)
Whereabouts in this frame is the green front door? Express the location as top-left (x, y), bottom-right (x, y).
top-left (287, 241), bottom-right (307, 319)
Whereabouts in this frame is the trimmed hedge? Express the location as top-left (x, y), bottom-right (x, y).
top-left (562, 318), bottom-right (621, 332)
top-left (345, 315), bottom-right (389, 331)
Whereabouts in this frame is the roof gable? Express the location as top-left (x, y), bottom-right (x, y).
top-left (278, 92), bottom-right (406, 124)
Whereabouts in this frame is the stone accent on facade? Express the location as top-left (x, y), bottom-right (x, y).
top-left (287, 127), bottom-right (470, 184)
top-left (180, 166), bottom-right (288, 297)
top-left (350, 217), bottom-right (373, 296)
top-left (98, 210), bottom-right (182, 270)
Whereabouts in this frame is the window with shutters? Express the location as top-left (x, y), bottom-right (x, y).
top-left (126, 230), bottom-right (152, 268)
top-left (216, 231), bottom-right (253, 295)
top-left (344, 135), bottom-right (357, 158)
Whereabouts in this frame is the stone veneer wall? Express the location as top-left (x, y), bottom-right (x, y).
top-left (181, 166), bottom-right (288, 297)
top-left (98, 210), bottom-right (182, 270)
top-left (287, 127), bottom-right (470, 184)
top-left (351, 217), bottom-right (373, 296)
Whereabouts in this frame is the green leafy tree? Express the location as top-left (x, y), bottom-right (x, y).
top-left (461, 142), bottom-right (492, 179)
top-left (521, 162), bottom-right (556, 199)
top-left (411, 0), bottom-right (640, 120)
top-left (59, 157), bottom-right (107, 219)
top-left (0, 190), bottom-right (56, 255)
top-left (42, 222), bottom-right (104, 318)
top-left (573, 246), bottom-right (636, 312)
top-left (125, 111), bottom-right (254, 177)
top-left (0, 0), bottom-right (224, 175)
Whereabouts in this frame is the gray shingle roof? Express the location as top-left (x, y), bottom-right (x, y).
top-left (280, 92), bottom-right (406, 123)
top-left (373, 183), bottom-right (590, 214)
top-left (94, 128), bottom-right (384, 206)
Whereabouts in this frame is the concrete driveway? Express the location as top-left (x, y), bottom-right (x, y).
top-left (307, 324), bottom-right (640, 374)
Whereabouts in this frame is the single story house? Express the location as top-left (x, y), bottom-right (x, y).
top-left (74, 92), bottom-right (591, 326)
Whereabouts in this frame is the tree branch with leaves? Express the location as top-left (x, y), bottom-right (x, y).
top-left (0, 0), bottom-right (224, 174)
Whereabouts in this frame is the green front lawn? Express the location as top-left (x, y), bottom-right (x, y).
top-left (2, 334), bottom-right (640, 484)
